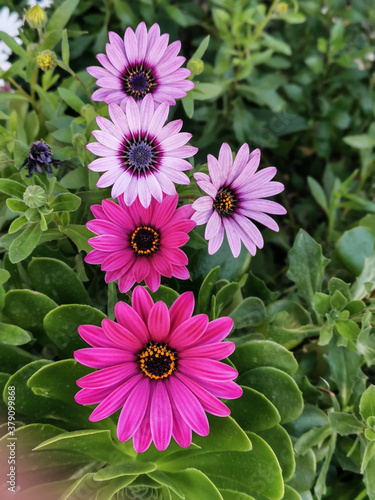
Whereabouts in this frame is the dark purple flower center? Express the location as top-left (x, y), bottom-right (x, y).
top-left (122, 65), bottom-right (157, 100)
top-left (138, 342), bottom-right (176, 380)
top-left (213, 187), bottom-right (236, 217)
top-left (130, 225), bottom-right (160, 256)
top-left (120, 136), bottom-right (160, 175)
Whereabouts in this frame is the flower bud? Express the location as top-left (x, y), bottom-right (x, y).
top-left (26, 4), bottom-right (47, 29)
top-left (276, 2), bottom-right (288, 14)
top-left (187, 59), bottom-right (204, 77)
top-left (36, 50), bottom-right (57, 71)
top-left (23, 185), bottom-right (47, 209)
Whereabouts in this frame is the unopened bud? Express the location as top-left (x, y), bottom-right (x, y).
top-left (276, 2), bottom-right (288, 14)
top-left (187, 59), bottom-right (204, 77)
top-left (26, 4), bottom-right (47, 29)
top-left (36, 50), bottom-right (57, 71)
top-left (23, 185), bottom-right (47, 209)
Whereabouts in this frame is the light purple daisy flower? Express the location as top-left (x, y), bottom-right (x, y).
top-left (87, 22), bottom-right (194, 108)
top-left (191, 143), bottom-right (286, 257)
top-left (86, 94), bottom-right (198, 208)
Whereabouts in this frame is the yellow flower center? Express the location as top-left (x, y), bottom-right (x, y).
top-left (138, 342), bottom-right (176, 380)
top-left (213, 188), bottom-right (236, 216)
top-left (130, 226), bottom-right (160, 256)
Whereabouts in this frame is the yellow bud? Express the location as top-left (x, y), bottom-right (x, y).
top-left (26, 5), bottom-right (47, 29)
top-left (36, 50), bottom-right (57, 71)
top-left (187, 58), bottom-right (204, 77)
top-left (276, 2), bottom-right (288, 14)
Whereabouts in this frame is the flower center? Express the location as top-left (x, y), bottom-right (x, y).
top-left (213, 187), bottom-right (236, 216)
top-left (138, 342), bottom-right (176, 380)
top-left (130, 226), bottom-right (160, 256)
top-left (120, 137), bottom-right (160, 175)
top-left (122, 66), bottom-right (157, 100)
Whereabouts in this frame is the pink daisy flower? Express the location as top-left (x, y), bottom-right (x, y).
top-left (86, 94), bottom-right (198, 208)
top-left (85, 195), bottom-right (195, 293)
top-left (74, 287), bottom-right (242, 452)
top-left (191, 143), bottom-right (286, 257)
top-left (87, 22), bottom-right (194, 108)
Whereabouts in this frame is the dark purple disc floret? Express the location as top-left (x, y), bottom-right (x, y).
top-left (19, 140), bottom-right (60, 178)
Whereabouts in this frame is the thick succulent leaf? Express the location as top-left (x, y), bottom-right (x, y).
top-left (257, 425), bottom-right (296, 481)
top-left (238, 367), bottom-right (303, 424)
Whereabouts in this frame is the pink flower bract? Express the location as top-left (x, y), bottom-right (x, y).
top-left (85, 195), bottom-right (195, 293)
top-left (192, 143), bottom-right (287, 257)
top-left (87, 22), bottom-right (194, 108)
top-left (86, 94), bottom-right (197, 208)
top-left (74, 287), bottom-right (242, 452)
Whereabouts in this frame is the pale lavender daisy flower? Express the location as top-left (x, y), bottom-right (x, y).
top-left (192, 143), bottom-right (286, 257)
top-left (86, 94), bottom-right (198, 208)
top-left (87, 22), bottom-right (194, 109)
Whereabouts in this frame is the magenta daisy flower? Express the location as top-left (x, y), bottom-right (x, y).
top-left (85, 195), bottom-right (195, 293)
top-left (86, 94), bottom-right (197, 208)
top-left (87, 22), bottom-right (194, 108)
top-left (74, 287), bottom-right (242, 452)
top-left (191, 143), bottom-right (286, 257)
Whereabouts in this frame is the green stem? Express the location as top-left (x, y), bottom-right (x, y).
top-left (251, 0), bottom-right (281, 42)
top-left (107, 282), bottom-right (117, 321)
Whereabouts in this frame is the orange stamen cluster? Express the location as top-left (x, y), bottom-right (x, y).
top-left (213, 188), bottom-right (235, 216)
top-left (139, 342), bottom-right (176, 380)
top-left (130, 226), bottom-right (160, 256)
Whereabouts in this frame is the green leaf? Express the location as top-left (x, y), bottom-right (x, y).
top-left (9, 223), bottom-right (42, 263)
top-left (343, 134), bottom-right (375, 149)
top-left (62, 29), bottom-right (70, 66)
top-left (220, 490), bottom-right (255, 500)
top-left (6, 199), bottom-right (28, 212)
top-left (330, 290), bottom-right (348, 310)
top-left (325, 338), bottom-right (365, 407)
top-left (0, 179), bottom-right (26, 199)
top-left (34, 429), bottom-right (128, 464)
top-left (262, 33), bottom-right (292, 55)
top-left (243, 272), bottom-right (279, 303)
top-left (198, 266), bottom-right (220, 313)
top-left (58, 88), bottom-right (85, 114)
top-left (226, 386), bottom-right (281, 432)
top-left (362, 441), bottom-right (375, 473)
top-left (46, 0), bottom-right (80, 32)
top-left (335, 319), bottom-right (360, 340)
top-left (238, 367), bottom-right (303, 424)
top-left (360, 385), bottom-right (375, 421)
top-left (294, 425), bottom-right (331, 455)
top-left (0, 31), bottom-right (28, 58)
top-left (215, 282), bottom-right (239, 311)
top-left (2, 289), bottom-right (57, 340)
top-left (313, 293), bottom-right (331, 315)
top-left (191, 35), bottom-right (210, 60)
top-left (282, 485), bottom-right (302, 500)
top-left (329, 412), bottom-right (363, 435)
top-left (164, 433), bottom-right (283, 499)
top-left (8, 216), bottom-right (29, 234)
top-left (162, 469), bottom-right (223, 500)
top-left (94, 462), bottom-right (157, 481)
top-left (231, 340), bottom-right (298, 375)
top-left (283, 12), bottom-right (306, 24)
top-left (351, 255), bottom-right (375, 299)
top-left (147, 285), bottom-right (179, 308)
top-left (0, 323), bottom-right (32, 345)
top-left (0, 344), bottom-right (38, 373)
top-left (43, 304), bottom-right (105, 356)
top-left (28, 257), bottom-right (91, 305)
top-left (346, 300), bottom-right (365, 315)
top-left (257, 425), bottom-right (296, 481)
top-left (336, 227), bottom-right (375, 276)
top-left (287, 448), bottom-right (316, 493)
top-left (62, 224), bottom-right (94, 253)
top-left (230, 297), bottom-right (266, 330)
top-left (0, 269), bottom-right (10, 285)
top-left (328, 277), bottom-right (351, 300)
top-left (50, 192), bottom-right (81, 212)
top-left (287, 229), bottom-right (330, 308)
top-left (94, 476), bottom-right (138, 500)
top-left (193, 415), bottom-right (252, 452)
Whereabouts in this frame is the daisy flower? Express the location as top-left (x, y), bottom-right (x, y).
top-left (85, 195), bottom-right (195, 293)
top-left (86, 94), bottom-right (197, 208)
top-left (0, 6), bottom-right (23, 56)
top-left (74, 287), bottom-right (242, 452)
top-left (192, 143), bottom-right (286, 257)
top-left (87, 22), bottom-right (194, 108)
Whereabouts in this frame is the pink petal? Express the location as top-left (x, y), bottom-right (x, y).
top-left (207, 223), bottom-right (225, 255)
top-left (117, 377), bottom-right (150, 442)
top-left (168, 314), bottom-right (208, 350)
top-left (178, 359), bottom-right (238, 381)
top-left (133, 401), bottom-right (153, 453)
top-left (151, 382), bottom-right (172, 451)
top-left (75, 386), bottom-right (115, 405)
top-left (77, 362), bottom-right (138, 389)
top-left (169, 292), bottom-right (195, 332)
top-left (78, 325), bottom-right (113, 348)
top-left (223, 218), bottom-right (242, 258)
top-left (102, 318), bottom-right (144, 350)
top-left (114, 301), bottom-right (149, 344)
top-left (199, 317), bottom-right (234, 344)
top-left (148, 301), bottom-right (170, 342)
top-left (132, 285), bottom-right (154, 324)
top-left (205, 211), bottom-right (222, 240)
top-left (179, 341), bottom-right (235, 361)
top-left (74, 348), bottom-right (136, 368)
top-left (166, 377), bottom-right (209, 436)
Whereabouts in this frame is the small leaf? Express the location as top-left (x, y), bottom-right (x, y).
top-left (6, 199), bottom-right (28, 212)
top-left (336, 227), bottom-right (375, 276)
top-left (62, 224), bottom-right (94, 253)
top-left (9, 223), bottom-right (42, 263)
top-left (313, 293), bottom-right (331, 316)
top-left (343, 134), bottom-right (375, 149)
top-left (335, 320), bottom-right (360, 340)
top-left (8, 216), bottom-right (28, 234)
top-left (198, 266), bottom-right (220, 313)
top-left (0, 323), bottom-right (32, 345)
top-left (360, 385), bottom-right (375, 421)
top-left (215, 282), bottom-right (239, 311)
top-left (329, 412), bottom-right (363, 435)
top-left (361, 441), bottom-right (375, 473)
top-left (46, 0), bottom-right (80, 32)
top-left (0, 179), bottom-right (26, 199)
top-left (50, 192), bottom-right (81, 212)
top-left (294, 425), bottom-right (331, 455)
top-left (62, 29), bottom-right (70, 65)
top-left (0, 269), bottom-right (10, 285)
top-left (257, 425), bottom-right (295, 480)
top-left (230, 297), bottom-right (266, 330)
top-left (162, 469), bottom-right (223, 500)
top-left (351, 255), bottom-right (375, 299)
top-left (58, 88), bottom-right (85, 114)
top-left (94, 462), bottom-right (157, 481)
top-left (191, 35), bottom-right (210, 60)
